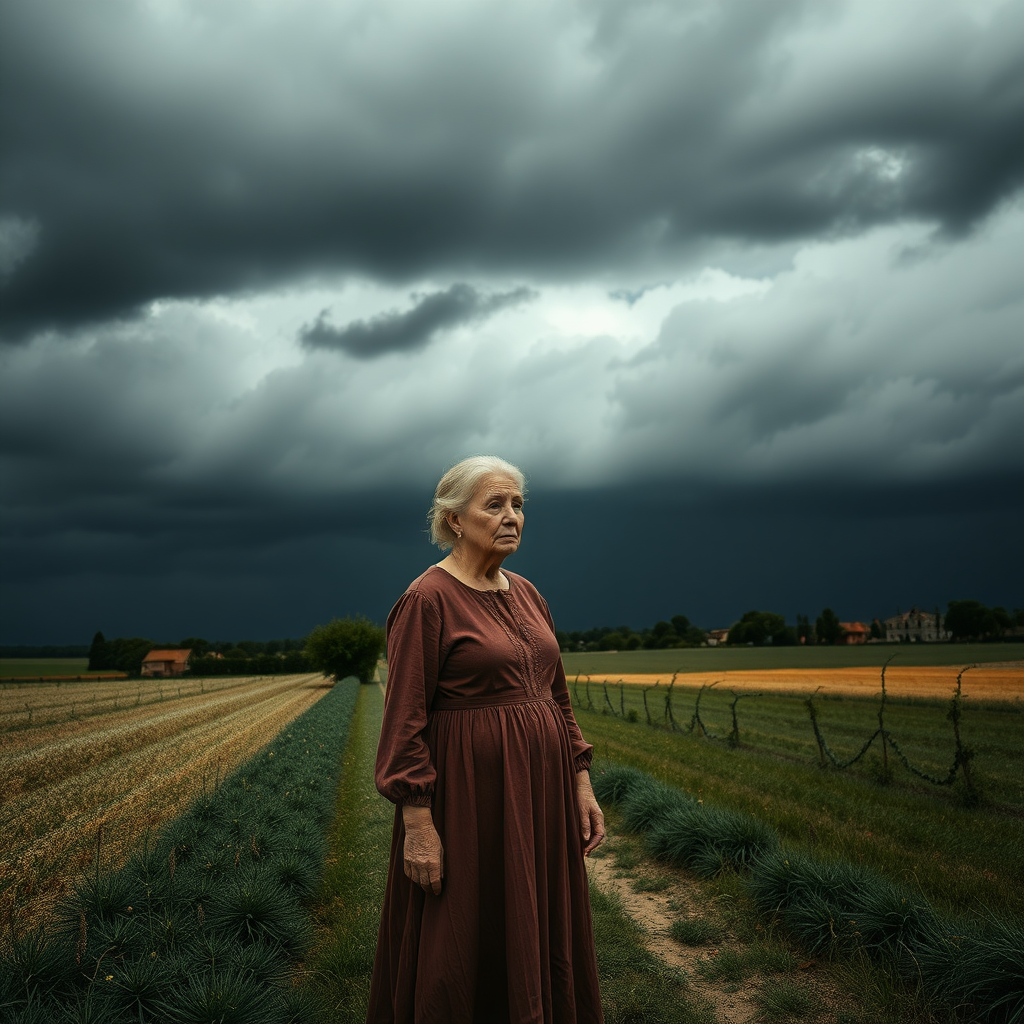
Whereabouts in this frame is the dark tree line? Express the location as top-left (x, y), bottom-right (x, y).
top-left (85, 618), bottom-right (387, 680)
top-left (87, 631), bottom-right (311, 677)
top-left (558, 599), bottom-right (1022, 651)
top-left (87, 633), bottom-right (159, 675)
top-left (944, 600), bottom-right (1023, 641)
top-left (556, 615), bottom-right (709, 652)
top-left (76, 598), bottom-right (1024, 679)
top-left (0, 644), bottom-right (90, 658)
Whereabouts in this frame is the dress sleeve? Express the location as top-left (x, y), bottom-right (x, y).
top-left (538, 592), bottom-right (594, 773)
top-left (374, 589), bottom-right (442, 806)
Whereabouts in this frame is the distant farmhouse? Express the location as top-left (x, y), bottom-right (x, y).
top-left (838, 621), bottom-right (870, 645)
top-left (706, 629), bottom-right (730, 647)
top-left (884, 608), bottom-right (947, 643)
top-left (141, 649), bottom-right (192, 678)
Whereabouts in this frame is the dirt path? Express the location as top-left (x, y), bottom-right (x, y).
top-left (587, 845), bottom-right (760, 1024)
top-left (586, 829), bottom-right (847, 1024)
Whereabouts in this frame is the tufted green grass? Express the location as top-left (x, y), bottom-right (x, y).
top-left (578, 694), bottom-right (1024, 921)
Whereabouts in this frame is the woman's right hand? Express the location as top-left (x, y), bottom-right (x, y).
top-left (402, 805), bottom-right (444, 895)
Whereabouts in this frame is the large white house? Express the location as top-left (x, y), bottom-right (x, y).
top-left (884, 608), bottom-right (947, 643)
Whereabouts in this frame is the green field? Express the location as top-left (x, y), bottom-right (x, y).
top-left (561, 641), bottom-right (1024, 675)
top-left (3, 654), bottom-right (1018, 1023)
top-left (573, 683), bottom-right (1024, 922)
top-left (0, 657), bottom-right (120, 678)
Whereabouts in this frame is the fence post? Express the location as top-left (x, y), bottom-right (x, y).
top-left (693, 680), bottom-right (720, 738)
top-left (877, 654), bottom-right (896, 779)
top-left (805, 688), bottom-right (826, 767)
top-left (664, 674), bottom-right (680, 731)
top-left (948, 666), bottom-right (976, 797)
top-left (602, 682), bottom-right (617, 716)
top-left (728, 691), bottom-right (759, 748)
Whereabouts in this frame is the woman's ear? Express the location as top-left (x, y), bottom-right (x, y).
top-left (448, 513), bottom-right (462, 540)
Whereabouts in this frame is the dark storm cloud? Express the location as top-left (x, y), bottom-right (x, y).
top-left (3, 0), bottom-right (1024, 337)
top-left (299, 284), bottom-right (535, 357)
top-left (2, 0), bottom-right (1023, 646)
top-left (3, 468), bottom-right (1020, 644)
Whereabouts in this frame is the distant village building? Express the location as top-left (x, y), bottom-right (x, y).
top-left (884, 608), bottom-right (947, 643)
top-left (706, 629), bottom-right (730, 647)
top-left (141, 649), bottom-right (192, 677)
top-left (838, 622), bottom-right (870, 645)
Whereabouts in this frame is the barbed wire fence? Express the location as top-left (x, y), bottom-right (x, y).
top-left (571, 658), bottom-right (980, 797)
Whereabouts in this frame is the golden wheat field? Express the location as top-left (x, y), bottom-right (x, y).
top-left (576, 663), bottom-right (1024, 701)
top-left (0, 673), bottom-right (331, 930)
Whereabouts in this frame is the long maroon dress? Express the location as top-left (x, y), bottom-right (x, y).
top-left (367, 566), bottom-right (603, 1024)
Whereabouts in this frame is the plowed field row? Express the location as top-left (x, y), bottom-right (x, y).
top-left (0, 673), bottom-right (331, 931)
top-left (0, 674), bottom-right (258, 732)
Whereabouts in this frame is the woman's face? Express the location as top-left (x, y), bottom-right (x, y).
top-left (452, 474), bottom-right (524, 561)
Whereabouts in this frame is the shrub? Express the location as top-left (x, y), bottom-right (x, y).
top-left (304, 616), bottom-right (385, 683)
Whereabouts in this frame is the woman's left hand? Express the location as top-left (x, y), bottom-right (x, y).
top-left (576, 770), bottom-right (606, 857)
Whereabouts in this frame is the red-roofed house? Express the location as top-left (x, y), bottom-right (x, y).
top-left (838, 622), bottom-right (870, 645)
top-left (141, 649), bottom-right (192, 678)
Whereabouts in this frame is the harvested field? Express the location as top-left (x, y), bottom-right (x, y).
top-left (0, 673), bottom-right (331, 931)
top-left (576, 663), bottom-right (1024, 701)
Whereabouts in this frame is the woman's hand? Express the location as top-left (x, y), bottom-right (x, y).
top-left (402, 805), bottom-right (444, 895)
top-left (576, 770), bottom-right (606, 857)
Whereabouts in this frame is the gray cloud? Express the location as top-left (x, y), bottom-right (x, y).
top-left (299, 284), bottom-right (535, 357)
top-left (2, 0), bottom-right (1023, 337)
top-left (1, 0), bottom-right (1022, 644)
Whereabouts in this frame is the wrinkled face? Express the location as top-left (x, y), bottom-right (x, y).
top-left (451, 474), bottom-right (524, 561)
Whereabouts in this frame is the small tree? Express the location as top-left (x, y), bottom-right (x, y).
top-left (729, 610), bottom-right (787, 646)
top-left (305, 616), bottom-right (386, 683)
top-left (104, 637), bottom-right (155, 676)
top-left (815, 607), bottom-right (843, 645)
top-left (87, 631), bottom-right (109, 671)
top-left (180, 636), bottom-right (211, 657)
top-left (796, 615), bottom-right (813, 644)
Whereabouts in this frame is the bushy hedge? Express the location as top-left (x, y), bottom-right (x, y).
top-left (592, 762), bottom-right (1024, 1024)
top-left (0, 678), bottom-right (360, 1024)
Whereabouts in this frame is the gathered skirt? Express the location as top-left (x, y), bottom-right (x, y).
top-left (366, 695), bottom-right (603, 1024)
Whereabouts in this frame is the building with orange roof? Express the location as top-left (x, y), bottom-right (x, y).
top-left (838, 622), bottom-right (870, 645)
top-left (141, 649), bottom-right (192, 677)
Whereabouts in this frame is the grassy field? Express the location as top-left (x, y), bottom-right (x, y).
top-left (573, 686), bottom-right (1024, 922)
top-left (562, 641), bottom-right (1024, 676)
top-left (0, 672), bottom-right (332, 933)
top-left (571, 676), bottom-right (1023, 801)
top-left (0, 657), bottom-right (124, 678)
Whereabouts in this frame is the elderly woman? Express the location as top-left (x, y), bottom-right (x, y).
top-left (367, 455), bottom-right (605, 1024)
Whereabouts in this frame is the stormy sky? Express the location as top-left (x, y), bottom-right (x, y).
top-left (2, 0), bottom-right (1022, 645)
